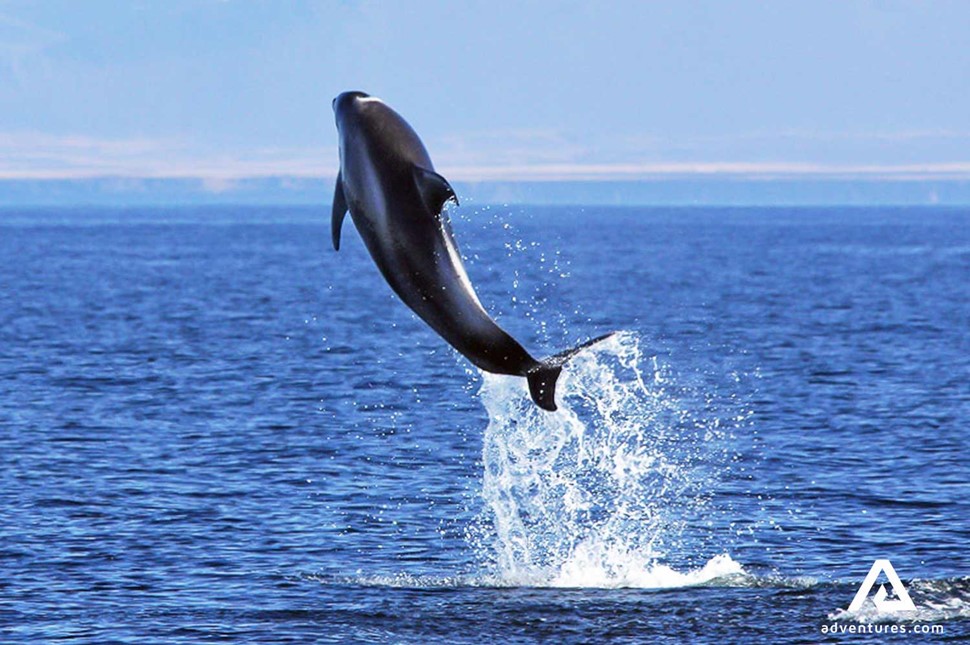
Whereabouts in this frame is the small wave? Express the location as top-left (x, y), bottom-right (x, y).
top-left (303, 558), bottom-right (827, 591)
top-left (547, 551), bottom-right (745, 589)
top-left (303, 572), bottom-right (477, 589)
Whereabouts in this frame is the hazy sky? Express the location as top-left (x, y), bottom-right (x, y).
top-left (1, 0), bottom-right (969, 180)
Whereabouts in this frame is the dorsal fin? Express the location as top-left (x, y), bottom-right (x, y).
top-left (331, 171), bottom-right (348, 251)
top-left (412, 165), bottom-right (459, 215)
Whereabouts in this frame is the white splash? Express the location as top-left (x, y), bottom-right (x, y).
top-left (472, 331), bottom-right (743, 588)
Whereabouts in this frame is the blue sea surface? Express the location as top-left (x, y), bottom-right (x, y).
top-left (1, 205), bottom-right (968, 643)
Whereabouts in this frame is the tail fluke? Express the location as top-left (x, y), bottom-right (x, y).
top-left (526, 332), bottom-right (617, 411)
top-left (526, 363), bottom-right (563, 412)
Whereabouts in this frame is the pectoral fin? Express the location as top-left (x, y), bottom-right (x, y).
top-left (413, 165), bottom-right (459, 216)
top-left (332, 171), bottom-right (348, 251)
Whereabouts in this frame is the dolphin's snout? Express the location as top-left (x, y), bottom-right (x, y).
top-left (333, 91), bottom-right (372, 114)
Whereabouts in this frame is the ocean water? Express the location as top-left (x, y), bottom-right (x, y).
top-left (0, 204), bottom-right (967, 643)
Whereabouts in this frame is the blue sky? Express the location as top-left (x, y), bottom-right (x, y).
top-left (1, 0), bottom-right (969, 181)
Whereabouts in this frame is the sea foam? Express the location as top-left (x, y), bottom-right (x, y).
top-left (472, 331), bottom-right (743, 588)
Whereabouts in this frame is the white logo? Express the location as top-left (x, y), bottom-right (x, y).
top-left (848, 559), bottom-right (916, 613)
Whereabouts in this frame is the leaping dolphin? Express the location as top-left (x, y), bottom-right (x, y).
top-left (330, 91), bottom-right (612, 411)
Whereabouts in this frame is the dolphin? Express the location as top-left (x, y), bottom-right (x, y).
top-left (330, 91), bottom-right (612, 411)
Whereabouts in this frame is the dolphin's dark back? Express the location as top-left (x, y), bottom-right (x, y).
top-left (331, 91), bottom-right (613, 410)
top-left (333, 92), bottom-right (537, 377)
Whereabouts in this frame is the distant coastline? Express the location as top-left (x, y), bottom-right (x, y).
top-left (2, 176), bottom-right (970, 207)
